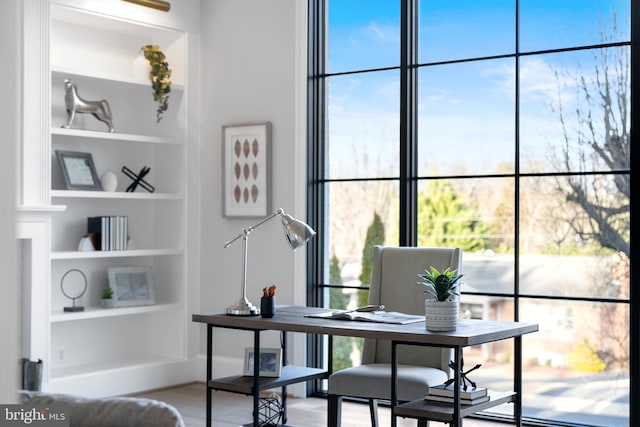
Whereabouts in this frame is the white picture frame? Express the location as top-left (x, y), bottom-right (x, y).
top-left (243, 347), bottom-right (282, 377)
top-left (108, 266), bottom-right (155, 307)
top-left (222, 122), bottom-right (271, 217)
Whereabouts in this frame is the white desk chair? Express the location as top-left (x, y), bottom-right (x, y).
top-left (328, 245), bottom-right (462, 427)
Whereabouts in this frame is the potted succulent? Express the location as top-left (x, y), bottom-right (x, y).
top-left (101, 285), bottom-right (114, 309)
top-left (417, 267), bottom-right (463, 331)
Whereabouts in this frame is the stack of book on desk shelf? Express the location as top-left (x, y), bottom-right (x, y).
top-left (425, 384), bottom-right (489, 405)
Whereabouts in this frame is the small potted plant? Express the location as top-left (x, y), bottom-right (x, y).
top-left (417, 267), bottom-right (463, 331)
top-left (101, 285), bottom-right (114, 309)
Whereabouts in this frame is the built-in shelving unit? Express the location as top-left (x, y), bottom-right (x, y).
top-left (50, 302), bottom-right (182, 323)
top-left (51, 65), bottom-right (186, 91)
top-left (18, 1), bottom-right (195, 397)
top-left (51, 127), bottom-right (180, 145)
top-left (51, 249), bottom-right (183, 260)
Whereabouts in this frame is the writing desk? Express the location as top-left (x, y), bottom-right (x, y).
top-left (193, 305), bottom-right (538, 427)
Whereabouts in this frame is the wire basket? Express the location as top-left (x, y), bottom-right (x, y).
top-left (257, 394), bottom-right (284, 427)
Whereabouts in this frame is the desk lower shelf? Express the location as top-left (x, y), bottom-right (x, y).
top-left (394, 390), bottom-right (516, 422)
top-left (209, 365), bottom-right (328, 395)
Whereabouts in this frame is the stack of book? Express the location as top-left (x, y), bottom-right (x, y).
top-left (425, 383), bottom-right (489, 405)
top-left (87, 216), bottom-right (128, 251)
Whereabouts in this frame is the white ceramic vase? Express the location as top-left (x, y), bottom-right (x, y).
top-left (424, 300), bottom-right (459, 331)
top-left (100, 171), bottom-right (118, 192)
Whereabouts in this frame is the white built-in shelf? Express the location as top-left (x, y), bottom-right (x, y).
top-left (51, 127), bottom-right (179, 145)
top-left (51, 189), bottom-right (182, 200)
top-left (51, 303), bottom-right (182, 323)
top-left (42, 2), bottom-right (190, 396)
top-left (52, 66), bottom-right (185, 91)
top-left (18, 205), bottom-right (67, 214)
top-left (51, 248), bottom-right (183, 260)
top-left (49, 355), bottom-right (185, 380)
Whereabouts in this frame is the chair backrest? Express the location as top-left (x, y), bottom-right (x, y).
top-left (361, 246), bottom-right (462, 368)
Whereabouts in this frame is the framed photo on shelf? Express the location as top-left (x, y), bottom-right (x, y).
top-left (55, 150), bottom-right (103, 191)
top-left (108, 266), bottom-right (155, 307)
top-left (222, 122), bottom-right (271, 217)
top-left (243, 347), bottom-right (282, 377)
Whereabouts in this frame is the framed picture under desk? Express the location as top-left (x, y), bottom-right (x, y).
top-left (192, 306), bottom-right (538, 427)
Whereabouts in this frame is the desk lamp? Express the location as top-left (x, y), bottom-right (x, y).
top-left (224, 208), bottom-right (316, 316)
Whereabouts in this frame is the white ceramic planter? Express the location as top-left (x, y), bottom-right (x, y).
top-left (424, 300), bottom-right (458, 331)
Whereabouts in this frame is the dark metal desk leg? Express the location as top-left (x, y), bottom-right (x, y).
top-left (282, 331), bottom-right (288, 424)
top-left (515, 336), bottom-right (523, 427)
top-left (253, 330), bottom-right (260, 427)
top-left (327, 335), bottom-right (339, 427)
top-left (206, 325), bottom-right (212, 427)
top-left (453, 346), bottom-right (462, 427)
top-left (391, 341), bottom-right (398, 427)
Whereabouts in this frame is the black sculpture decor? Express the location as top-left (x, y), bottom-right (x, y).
top-left (444, 359), bottom-right (482, 391)
top-left (122, 165), bottom-right (155, 193)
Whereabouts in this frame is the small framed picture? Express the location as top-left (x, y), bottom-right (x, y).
top-left (243, 347), bottom-right (282, 377)
top-left (222, 122), bottom-right (271, 217)
top-left (108, 266), bottom-right (155, 307)
top-left (55, 150), bottom-right (103, 191)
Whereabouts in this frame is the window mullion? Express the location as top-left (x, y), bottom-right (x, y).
top-left (399, 0), bottom-right (418, 246)
top-left (306, 0), bottom-right (326, 309)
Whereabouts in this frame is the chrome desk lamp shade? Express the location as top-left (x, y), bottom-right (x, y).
top-left (224, 209), bottom-right (316, 316)
top-left (281, 212), bottom-right (316, 250)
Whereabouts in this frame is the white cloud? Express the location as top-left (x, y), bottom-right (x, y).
top-left (361, 21), bottom-right (400, 44)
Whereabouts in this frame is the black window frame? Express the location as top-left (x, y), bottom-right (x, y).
top-left (306, 1), bottom-right (638, 426)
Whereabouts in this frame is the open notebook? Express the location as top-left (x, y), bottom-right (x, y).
top-left (305, 310), bottom-right (424, 324)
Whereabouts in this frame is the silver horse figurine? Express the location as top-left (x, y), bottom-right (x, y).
top-left (62, 79), bottom-right (114, 132)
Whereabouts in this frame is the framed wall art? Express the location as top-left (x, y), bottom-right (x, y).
top-left (108, 266), bottom-right (155, 307)
top-left (242, 347), bottom-right (282, 377)
top-left (223, 122), bottom-right (271, 217)
top-left (56, 150), bottom-right (103, 191)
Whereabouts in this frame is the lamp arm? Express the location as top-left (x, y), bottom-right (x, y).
top-left (223, 209), bottom-right (284, 248)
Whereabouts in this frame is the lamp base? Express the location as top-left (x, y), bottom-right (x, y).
top-left (226, 300), bottom-right (260, 316)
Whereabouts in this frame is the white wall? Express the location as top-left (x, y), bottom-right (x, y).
top-left (0, 0), bottom-right (306, 400)
top-left (0, 0), bottom-right (21, 404)
top-left (198, 0), bottom-right (308, 383)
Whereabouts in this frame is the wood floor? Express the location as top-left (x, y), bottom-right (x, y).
top-left (134, 382), bottom-right (505, 427)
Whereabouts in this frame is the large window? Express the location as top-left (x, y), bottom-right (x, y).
top-left (307, 0), bottom-right (634, 426)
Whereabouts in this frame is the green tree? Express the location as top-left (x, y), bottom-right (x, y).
top-left (359, 212), bottom-right (385, 285)
top-left (358, 212), bottom-right (385, 308)
top-left (329, 253), bottom-right (348, 310)
top-left (329, 252), bottom-right (343, 285)
top-left (329, 252), bottom-right (361, 371)
top-left (418, 180), bottom-right (491, 251)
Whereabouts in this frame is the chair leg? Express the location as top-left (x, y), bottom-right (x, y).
top-left (328, 394), bottom-right (342, 427)
top-left (417, 419), bottom-right (429, 427)
top-left (368, 399), bottom-right (379, 427)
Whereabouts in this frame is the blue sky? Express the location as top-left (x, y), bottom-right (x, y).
top-left (325, 0), bottom-right (631, 179)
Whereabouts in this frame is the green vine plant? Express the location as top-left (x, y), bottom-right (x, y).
top-left (141, 44), bottom-right (171, 123)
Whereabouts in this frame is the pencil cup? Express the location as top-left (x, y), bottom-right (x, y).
top-left (261, 297), bottom-right (275, 318)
